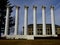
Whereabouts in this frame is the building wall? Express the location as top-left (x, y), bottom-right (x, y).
top-left (24, 24), bottom-right (60, 35)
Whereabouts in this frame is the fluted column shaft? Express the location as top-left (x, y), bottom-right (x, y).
top-left (24, 6), bottom-right (29, 35)
top-left (33, 6), bottom-right (37, 35)
top-left (42, 6), bottom-right (46, 35)
top-left (5, 6), bottom-right (10, 35)
top-left (14, 6), bottom-right (20, 35)
top-left (50, 6), bottom-right (55, 35)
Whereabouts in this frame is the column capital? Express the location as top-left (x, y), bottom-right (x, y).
top-left (16, 6), bottom-right (20, 9)
top-left (50, 5), bottom-right (54, 9)
top-left (24, 5), bottom-right (29, 8)
top-left (6, 6), bottom-right (10, 8)
top-left (33, 5), bottom-right (37, 8)
top-left (42, 5), bottom-right (46, 9)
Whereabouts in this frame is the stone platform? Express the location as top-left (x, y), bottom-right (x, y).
top-left (1, 35), bottom-right (58, 40)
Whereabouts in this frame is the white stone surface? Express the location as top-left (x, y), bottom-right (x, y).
top-left (24, 6), bottom-right (29, 35)
top-left (27, 35), bottom-right (34, 40)
top-left (5, 35), bottom-right (27, 39)
top-left (42, 6), bottom-right (46, 35)
top-left (51, 6), bottom-right (56, 35)
top-left (34, 35), bottom-right (57, 37)
top-left (5, 35), bottom-right (58, 40)
top-left (5, 6), bottom-right (9, 36)
top-left (14, 6), bottom-right (20, 35)
top-left (33, 6), bottom-right (37, 35)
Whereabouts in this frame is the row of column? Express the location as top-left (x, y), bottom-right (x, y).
top-left (24, 5), bottom-right (56, 36)
top-left (4, 5), bottom-right (56, 36)
top-left (5, 6), bottom-right (20, 35)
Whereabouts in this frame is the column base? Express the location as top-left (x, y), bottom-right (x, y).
top-left (2, 35), bottom-right (7, 37)
top-left (52, 35), bottom-right (58, 37)
top-left (26, 35), bottom-right (34, 40)
top-left (14, 35), bottom-right (27, 39)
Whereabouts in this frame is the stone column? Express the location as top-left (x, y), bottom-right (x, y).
top-left (24, 6), bottom-right (29, 35)
top-left (33, 6), bottom-right (37, 35)
top-left (42, 6), bottom-right (46, 35)
top-left (5, 6), bottom-right (10, 35)
top-left (50, 6), bottom-right (55, 35)
top-left (14, 6), bottom-right (20, 35)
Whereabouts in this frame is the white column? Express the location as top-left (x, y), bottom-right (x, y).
top-left (42, 6), bottom-right (46, 35)
top-left (24, 6), bottom-right (29, 35)
top-left (5, 6), bottom-right (9, 35)
top-left (50, 6), bottom-right (55, 35)
top-left (33, 6), bottom-right (37, 35)
top-left (14, 6), bottom-right (20, 35)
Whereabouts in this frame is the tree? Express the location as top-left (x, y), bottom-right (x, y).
top-left (0, 0), bottom-right (15, 38)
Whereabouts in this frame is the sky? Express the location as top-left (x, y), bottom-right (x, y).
top-left (9, 0), bottom-right (60, 34)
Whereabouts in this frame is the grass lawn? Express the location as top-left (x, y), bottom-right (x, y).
top-left (0, 39), bottom-right (60, 45)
